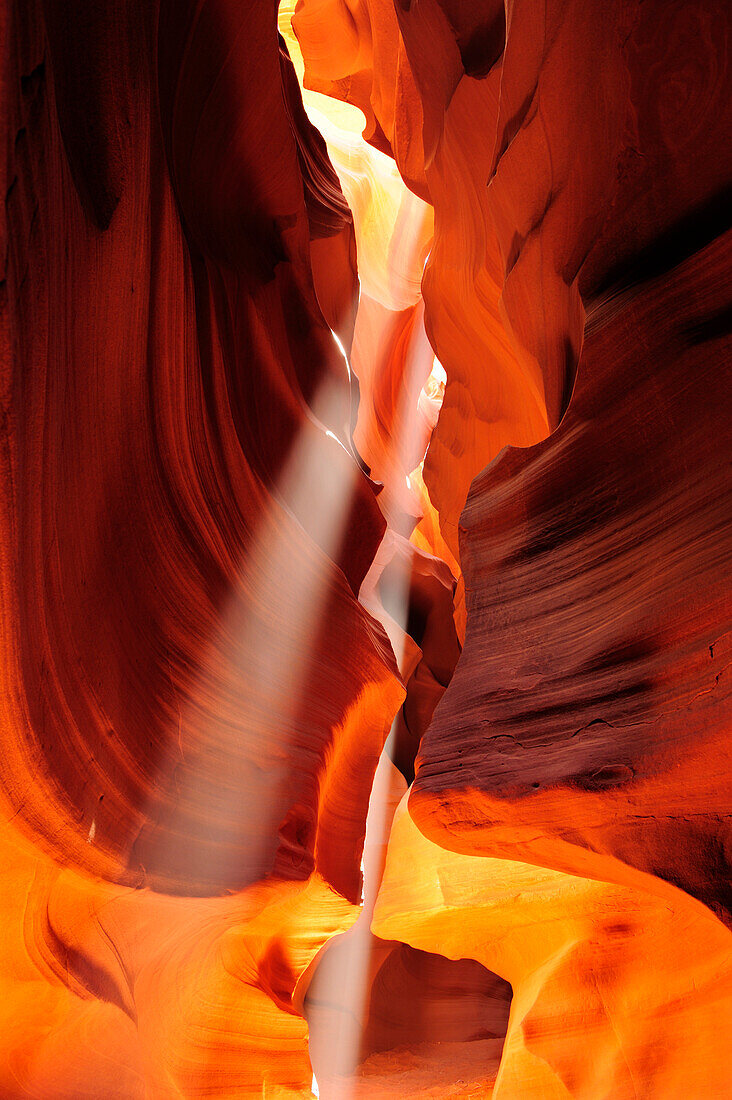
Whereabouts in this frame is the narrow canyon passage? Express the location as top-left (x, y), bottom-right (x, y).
top-left (275, 10), bottom-right (515, 1094)
top-left (2, 0), bottom-right (731, 1098)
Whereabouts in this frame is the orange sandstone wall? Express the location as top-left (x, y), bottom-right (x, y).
top-left (2, 0), bottom-right (731, 1096)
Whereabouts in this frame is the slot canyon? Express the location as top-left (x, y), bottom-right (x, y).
top-left (1, 0), bottom-right (731, 1096)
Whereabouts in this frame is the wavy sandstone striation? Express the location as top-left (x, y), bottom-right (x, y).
top-left (2, 0), bottom-right (731, 1096)
top-left (292, 0), bottom-right (732, 1094)
top-left (3, 0), bottom-right (403, 1093)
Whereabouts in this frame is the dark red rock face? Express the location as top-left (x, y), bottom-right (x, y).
top-left (2, 0), bottom-right (731, 1095)
top-left (413, 227), bottom-right (732, 919)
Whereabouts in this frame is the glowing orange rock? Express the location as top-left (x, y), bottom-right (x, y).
top-left (375, 797), bottom-right (732, 1099)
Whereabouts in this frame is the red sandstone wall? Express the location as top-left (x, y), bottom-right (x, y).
top-left (2, 0), bottom-right (731, 1096)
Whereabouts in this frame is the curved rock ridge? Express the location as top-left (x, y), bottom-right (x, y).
top-left (375, 796), bottom-right (732, 1099)
top-left (0, 816), bottom-right (360, 1097)
top-left (412, 226), bottom-right (732, 925)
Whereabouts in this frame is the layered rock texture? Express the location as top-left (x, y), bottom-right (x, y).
top-left (2, 0), bottom-right (731, 1096)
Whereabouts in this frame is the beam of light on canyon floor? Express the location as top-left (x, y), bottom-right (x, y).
top-left (303, 325), bottom-right (446, 1100)
top-left (276, 6), bottom-right (451, 1094)
top-left (133, 373), bottom-right (360, 890)
top-left (128, 6), bottom-right (445, 1089)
